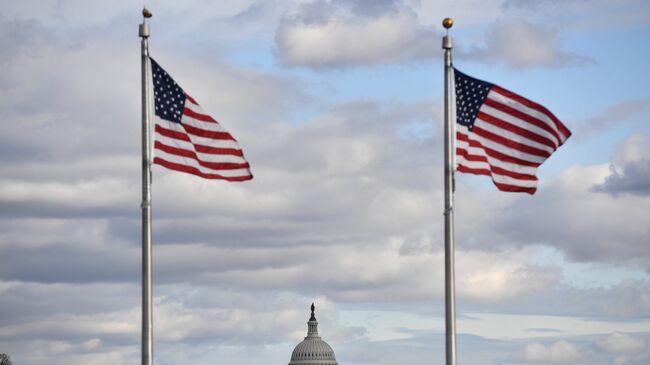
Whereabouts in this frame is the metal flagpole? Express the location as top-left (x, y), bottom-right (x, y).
top-left (441, 17), bottom-right (457, 365)
top-left (139, 7), bottom-right (153, 365)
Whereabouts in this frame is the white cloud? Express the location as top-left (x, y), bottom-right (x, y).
top-left (578, 100), bottom-right (650, 136)
top-left (600, 332), bottom-right (646, 354)
top-left (615, 134), bottom-right (650, 166)
top-left (495, 162), bottom-right (650, 265)
top-left (456, 249), bottom-right (558, 301)
top-left (275, 0), bottom-right (438, 68)
top-left (525, 340), bottom-right (581, 363)
top-left (460, 20), bottom-right (590, 68)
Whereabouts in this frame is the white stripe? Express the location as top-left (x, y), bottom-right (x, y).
top-left (474, 117), bottom-right (555, 155)
top-left (182, 104), bottom-right (230, 133)
top-left (155, 150), bottom-right (252, 178)
top-left (457, 139), bottom-right (539, 176)
top-left (155, 134), bottom-right (249, 164)
top-left (155, 118), bottom-right (242, 150)
top-left (456, 155), bottom-right (538, 182)
top-left (488, 90), bottom-right (561, 137)
top-left (479, 104), bottom-right (561, 148)
top-left (458, 130), bottom-right (546, 165)
top-left (457, 160), bottom-right (538, 188)
top-left (489, 171), bottom-right (537, 188)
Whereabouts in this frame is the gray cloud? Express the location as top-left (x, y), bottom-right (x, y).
top-left (594, 160), bottom-right (650, 196)
top-left (594, 134), bottom-right (650, 196)
top-left (462, 278), bottom-right (650, 319)
top-left (500, 183), bottom-right (650, 265)
top-left (577, 99), bottom-right (650, 137)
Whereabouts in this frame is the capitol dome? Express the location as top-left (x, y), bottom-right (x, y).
top-left (288, 303), bottom-right (339, 365)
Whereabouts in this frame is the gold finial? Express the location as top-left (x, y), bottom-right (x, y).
top-left (442, 17), bottom-right (454, 29)
top-left (143, 7), bottom-right (153, 18)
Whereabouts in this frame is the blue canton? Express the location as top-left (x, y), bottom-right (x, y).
top-left (151, 58), bottom-right (186, 124)
top-left (454, 68), bottom-right (492, 130)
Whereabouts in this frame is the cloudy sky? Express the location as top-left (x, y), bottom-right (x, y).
top-left (1, 0), bottom-right (649, 364)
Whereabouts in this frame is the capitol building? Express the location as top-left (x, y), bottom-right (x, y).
top-left (288, 304), bottom-right (339, 365)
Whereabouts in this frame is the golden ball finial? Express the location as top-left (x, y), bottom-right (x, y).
top-left (142, 7), bottom-right (153, 18)
top-left (442, 17), bottom-right (454, 29)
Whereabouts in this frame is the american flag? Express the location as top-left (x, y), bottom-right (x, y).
top-left (454, 69), bottom-right (571, 194)
top-left (151, 58), bottom-right (253, 181)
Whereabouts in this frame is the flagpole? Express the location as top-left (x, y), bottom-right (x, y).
top-left (139, 8), bottom-right (153, 365)
top-left (442, 17), bottom-right (457, 365)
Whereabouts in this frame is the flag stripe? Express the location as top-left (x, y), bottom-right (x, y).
top-left (155, 149), bottom-right (253, 178)
top-left (182, 107), bottom-right (230, 133)
top-left (475, 116), bottom-right (556, 158)
top-left (155, 122), bottom-right (191, 143)
top-left (455, 144), bottom-right (538, 176)
top-left (180, 121), bottom-right (236, 141)
top-left (155, 118), bottom-right (243, 150)
top-left (458, 128), bottom-right (547, 164)
top-left (185, 93), bottom-right (199, 105)
top-left (456, 156), bottom-right (538, 181)
top-left (154, 139), bottom-right (248, 164)
top-left (477, 109), bottom-right (558, 151)
top-left (472, 124), bottom-right (551, 158)
top-left (457, 131), bottom-right (542, 168)
top-left (492, 85), bottom-right (571, 141)
top-left (155, 141), bottom-right (250, 170)
top-left (195, 144), bottom-right (244, 156)
top-left (154, 157), bottom-right (252, 181)
top-left (479, 103), bottom-right (562, 150)
top-left (484, 95), bottom-right (562, 147)
top-left (183, 104), bottom-right (218, 124)
top-left (156, 130), bottom-right (246, 161)
top-left (456, 165), bottom-right (538, 189)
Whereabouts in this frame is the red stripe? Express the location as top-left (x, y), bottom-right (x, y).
top-left (456, 164), bottom-right (491, 177)
top-left (183, 106), bottom-right (218, 123)
top-left (154, 141), bottom-right (250, 170)
top-left (457, 165), bottom-right (537, 194)
top-left (556, 119), bottom-right (572, 142)
top-left (185, 93), bottom-right (198, 106)
top-left (154, 157), bottom-right (253, 181)
top-left (156, 124), bottom-right (191, 142)
top-left (490, 85), bottom-right (570, 145)
top-left (483, 97), bottom-right (561, 146)
top-left (195, 144), bottom-right (244, 156)
top-left (472, 125), bottom-right (551, 158)
top-left (156, 124), bottom-right (242, 155)
top-left (477, 111), bottom-right (557, 150)
top-left (493, 180), bottom-right (536, 194)
top-left (456, 147), bottom-right (488, 163)
top-left (182, 123), bottom-right (235, 141)
top-left (457, 132), bottom-right (541, 167)
top-left (457, 148), bottom-right (538, 181)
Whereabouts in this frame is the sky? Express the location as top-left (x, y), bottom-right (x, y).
top-left (0, 0), bottom-right (649, 364)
